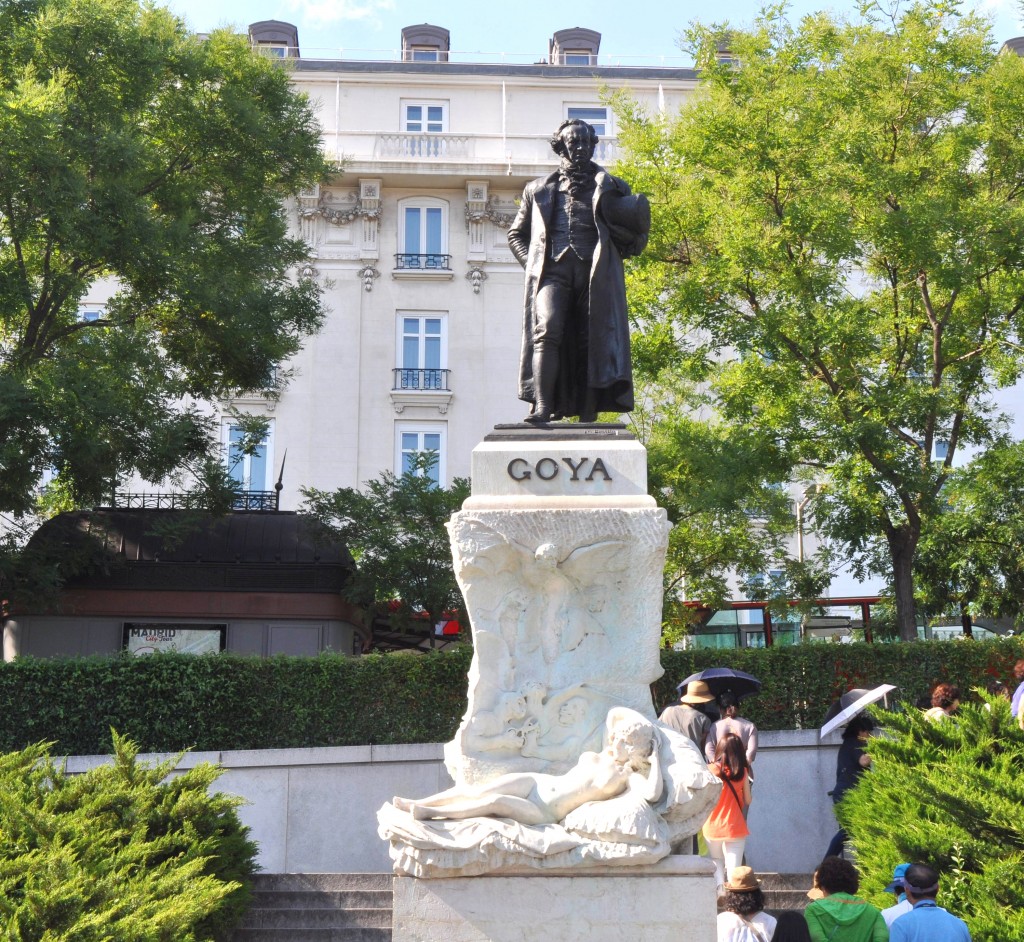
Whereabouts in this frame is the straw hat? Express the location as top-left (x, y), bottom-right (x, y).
top-left (680, 680), bottom-right (716, 705)
top-left (723, 866), bottom-right (761, 892)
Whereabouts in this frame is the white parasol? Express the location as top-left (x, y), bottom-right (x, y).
top-left (819, 684), bottom-right (897, 739)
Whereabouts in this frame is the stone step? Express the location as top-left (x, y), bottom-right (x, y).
top-left (231, 929), bottom-right (391, 942)
top-left (239, 907), bottom-right (392, 930)
top-left (248, 890), bottom-right (392, 910)
top-left (760, 873), bottom-right (813, 913)
top-left (249, 873), bottom-right (392, 893)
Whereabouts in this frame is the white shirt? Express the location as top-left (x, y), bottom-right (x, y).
top-left (883, 899), bottom-right (914, 927)
top-left (717, 910), bottom-right (777, 942)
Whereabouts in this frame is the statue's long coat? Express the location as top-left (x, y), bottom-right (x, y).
top-left (508, 164), bottom-right (645, 420)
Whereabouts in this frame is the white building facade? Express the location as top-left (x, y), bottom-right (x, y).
top-left (213, 22), bottom-right (698, 502)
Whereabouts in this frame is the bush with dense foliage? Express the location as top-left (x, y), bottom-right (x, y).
top-left (0, 733), bottom-right (258, 941)
top-left (839, 698), bottom-right (1024, 942)
top-left (0, 640), bottom-right (1021, 755)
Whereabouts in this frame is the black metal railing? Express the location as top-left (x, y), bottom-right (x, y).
top-left (112, 490), bottom-right (280, 511)
top-left (392, 368), bottom-right (451, 391)
top-left (394, 253), bottom-right (451, 270)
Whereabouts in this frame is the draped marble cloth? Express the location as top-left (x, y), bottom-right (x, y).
top-left (378, 722), bottom-right (720, 877)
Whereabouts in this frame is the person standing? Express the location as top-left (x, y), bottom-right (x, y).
top-left (659, 680), bottom-right (714, 753)
top-left (823, 713), bottom-right (874, 859)
top-left (716, 867), bottom-right (777, 942)
top-left (880, 863), bottom-right (913, 928)
top-left (888, 863), bottom-right (971, 942)
top-left (1010, 659), bottom-right (1024, 719)
top-left (703, 732), bottom-right (751, 886)
top-left (705, 691), bottom-right (758, 769)
top-left (507, 119), bottom-right (650, 424)
top-left (804, 856), bottom-right (888, 942)
top-left (924, 684), bottom-right (961, 722)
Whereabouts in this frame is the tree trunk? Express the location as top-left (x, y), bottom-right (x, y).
top-left (960, 606), bottom-right (973, 639)
top-left (887, 526), bottom-right (920, 642)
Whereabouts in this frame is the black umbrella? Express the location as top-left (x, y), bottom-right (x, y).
top-left (677, 667), bottom-right (762, 701)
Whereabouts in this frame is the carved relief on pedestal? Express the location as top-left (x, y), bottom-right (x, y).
top-left (443, 507), bottom-right (671, 784)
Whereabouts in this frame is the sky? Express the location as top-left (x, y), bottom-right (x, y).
top-left (165, 0), bottom-right (1024, 65)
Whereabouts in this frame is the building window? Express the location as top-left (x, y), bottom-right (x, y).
top-left (410, 47), bottom-right (440, 62)
top-left (396, 424), bottom-right (446, 485)
top-left (78, 306), bottom-right (104, 322)
top-left (564, 50), bottom-right (593, 65)
top-left (257, 43), bottom-right (287, 57)
top-left (934, 440), bottom-right (950, 460)
top-left (566, 106), bottom-right (609, 136)
top-left (403, 101), bottom-right (447, 133)
top-left (225, 422), bottom-right (272, 492)
top-left (396, 314), bottom-right (448, 390)
top-left (396, 198), bottom-right (449, 270)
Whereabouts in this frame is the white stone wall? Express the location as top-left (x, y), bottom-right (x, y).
top-left (66, 729), bottom-right (839, 875)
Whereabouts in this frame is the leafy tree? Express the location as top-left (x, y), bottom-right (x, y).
top-left (629, 374), bottom-right (831, 643)
top-left (840, 698), bottom-right (1024, 942)
top-left (0, 732), bottom-right (258, 941)
top-left (614, 3), bottom-right (1024, 640)
top-left (914, 440), bottom-right (1024, 627)
top-left (0, 0), bottom-right (329, 516)
top-left (301, 457), bottom-right (471, 649)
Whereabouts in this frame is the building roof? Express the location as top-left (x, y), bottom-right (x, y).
top-left (26, 510), bottom-right (354, 595)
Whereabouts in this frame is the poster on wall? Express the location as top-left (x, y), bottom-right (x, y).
top-left (123, 623), bottom-right (226, 656)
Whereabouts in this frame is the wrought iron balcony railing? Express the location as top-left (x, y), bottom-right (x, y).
top-left (392, 368), bottom-right (451, 391)
top-left (394, 253), bottom-right (452, 271)
top-left (112, 490), bottom-right (280, 511)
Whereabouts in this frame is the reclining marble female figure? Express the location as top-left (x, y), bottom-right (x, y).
top-left (379, 707), bottom-right (722, 876)
top-left (394, 708), bottom-right (661, 825)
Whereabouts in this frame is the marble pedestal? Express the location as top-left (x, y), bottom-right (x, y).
top-left (393, 855), bottom-right (718, 942)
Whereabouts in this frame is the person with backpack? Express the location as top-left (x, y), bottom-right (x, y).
top-left (703, 732), bottom-right (751, 886)
top-left (717, 866), bottom-right (776, 942)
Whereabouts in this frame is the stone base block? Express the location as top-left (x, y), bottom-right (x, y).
top-left (392, 855), bottom-right (717, 942)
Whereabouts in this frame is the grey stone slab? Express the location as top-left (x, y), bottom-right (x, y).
top-left (252, 874), bottom-right (392, 893)
top-left (218, 766), bottom-right (290, 873)
top-left (247, 890), bottom-right (391, 909)
top-left (221, 746), bottom-right (373, 768)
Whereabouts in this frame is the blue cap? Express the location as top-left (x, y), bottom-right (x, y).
top-left (884, 863), bottom-right (911, 893)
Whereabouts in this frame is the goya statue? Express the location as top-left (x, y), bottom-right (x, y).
top-left (508, 118), bottom-right (650, 424)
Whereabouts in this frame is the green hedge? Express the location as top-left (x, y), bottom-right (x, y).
top-left (1, 639), bottom-right (1021, 755)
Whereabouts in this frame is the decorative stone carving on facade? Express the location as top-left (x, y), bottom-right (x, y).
top-left (466, 267), bottom-right (488, 294)
top-left (298, 263), bottom-right (320, 281)
top-left (301, 192), bottom-right (381, 226)
top-left (357, 265), bottom-right (380, 292)
top-left (464, 196), bottom-right (518, 231)
top-left (390, 390), bottom-right (452, 414)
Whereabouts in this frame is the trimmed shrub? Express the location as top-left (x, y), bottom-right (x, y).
top-left (0, 640), bottom-right (1021, 754)
top-left (839, 698), bottom-right (1024, 942)
top-left (0, 732), bottom-right (258, 941)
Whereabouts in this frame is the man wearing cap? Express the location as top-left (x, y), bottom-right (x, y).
top-left (888, 863), bottom-right (971, 942)
top-left (659, 680), bottom-right (714, 753)
top-left (881, 863), bottom-right (913, 927)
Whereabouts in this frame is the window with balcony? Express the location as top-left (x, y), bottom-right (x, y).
top-left (396, 314), bottom-right (448, 391)
top-left (403, 101), bottom-right (447, 134)
top-left (396, 423), bottom-right (446, 486)
top-left (224, 422), bottom-right (276, 509)
top-left (396, 198), bottom-right (450, 271)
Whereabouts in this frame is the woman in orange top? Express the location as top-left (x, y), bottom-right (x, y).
top-left (703, 732), bottom-right (751, 887)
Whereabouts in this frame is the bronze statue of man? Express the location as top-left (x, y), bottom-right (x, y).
top-left (508, 119), bottom-right (650, 424)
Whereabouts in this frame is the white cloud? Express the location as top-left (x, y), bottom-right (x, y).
top-left (289, 0), bottom-right (395, 26)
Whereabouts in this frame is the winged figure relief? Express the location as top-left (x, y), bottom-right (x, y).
top-left (454, 519), bottom-right (630, 664)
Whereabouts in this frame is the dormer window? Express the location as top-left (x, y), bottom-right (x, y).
top-left (247, 21), bottom-right (299, 59)
top-left (401, 24), bottom-right (450, 62)
top-left (549, 27), bottom-right (600, 66)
